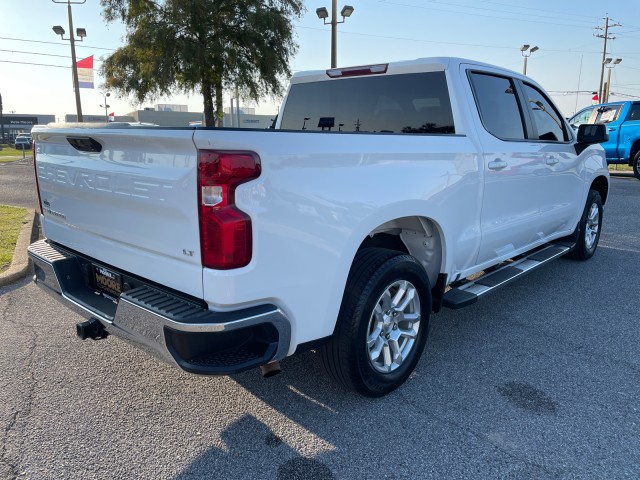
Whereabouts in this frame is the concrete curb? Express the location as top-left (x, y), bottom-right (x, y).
top-left (0, 209), bottom-right (37, 288)
top-left (609, 171), bottom-right (635, 178)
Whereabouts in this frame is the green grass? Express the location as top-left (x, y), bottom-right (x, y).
top-left (0, 146), bottom-right (31, 162)
top-left (0, 205), bottom-right (28, 273)
top-left (609, 164), bottom-right (633, 172)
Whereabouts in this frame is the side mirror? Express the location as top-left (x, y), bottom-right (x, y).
top-left (577, 123), bottom-right (608, 144)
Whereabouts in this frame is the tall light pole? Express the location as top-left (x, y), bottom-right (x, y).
top-left (316, 2), bottom-right (355, 68)
top-left (52, 0), bottom-right (87, 122)
top-left (520, 44), bottom-right (539, 75)
top-left (100, 92), bottom-right (111, 121)
top-left (603, 58), bottom-right (622, 103)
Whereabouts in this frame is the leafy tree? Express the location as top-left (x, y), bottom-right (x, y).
top-left (100, 0), bottom-right (303, 126)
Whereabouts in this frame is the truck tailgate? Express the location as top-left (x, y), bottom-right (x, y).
top-left (32, 126), bottom-right (203, 298)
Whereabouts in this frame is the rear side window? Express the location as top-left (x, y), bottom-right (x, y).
top-left (469, 72), bottom-right (525, 140)
top-left (280, 72), bottom-right (455, 134)
top-left (523, 83), bottom-right (568, 142)
top-left (628, 104), bottom-right (640, 121)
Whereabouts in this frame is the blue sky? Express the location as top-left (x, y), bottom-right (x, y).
top-left (1, 0), bottom-right (639, 120)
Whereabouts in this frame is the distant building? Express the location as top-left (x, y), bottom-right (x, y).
top-left (155, 104), bottom-right (188, 112)
top-left (1, 114), bottom-right (56, 141)
top-left (127, 109), bottom-right (203, 127)
top-left (65, 114), bottom-right (135, 123)
top-left (3, 104), bottom-right (274, 140)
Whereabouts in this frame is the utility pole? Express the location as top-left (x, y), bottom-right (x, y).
top-left (595, 16), bottom-right (621, 104)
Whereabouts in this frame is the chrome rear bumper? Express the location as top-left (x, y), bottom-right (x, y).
top-left (28, 239), bottom-right (291, 375)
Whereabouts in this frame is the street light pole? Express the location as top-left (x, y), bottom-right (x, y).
top-left (100, 92), bottom-right (110, 121)
top-left (520, 44), bottom-right (539, 75)
top-left (603, 58), bottom-right (622, 103)
top-left (67, 1), bottom-right (82, 121)
top-left (331, 0), bottom-right (337, 69)
top-left (53, 0), bottom-right (87, 122)
top-left (316, 3), bottom-right (354, 68)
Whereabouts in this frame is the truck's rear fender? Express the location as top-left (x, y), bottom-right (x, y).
top-left (195, 129), bottom-right (481, 353)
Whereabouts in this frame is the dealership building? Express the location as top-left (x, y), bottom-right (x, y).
top-left (1, 104), bottom-right (274, 142)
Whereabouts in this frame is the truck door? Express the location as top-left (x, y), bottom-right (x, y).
top-left (519, 81), bottom-right (582, 240)
top-left (618, 103), bottom-right (640, 163)
top-left (593, 104), bottom-right (625, 162)
top-left (465, 70), bottom-right (548, 265)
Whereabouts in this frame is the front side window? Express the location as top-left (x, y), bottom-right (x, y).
top-left (280, 72), bottom-right (455, 134)
top-left (569, 107), bottom-right (595, 128)
top-left (523, 83), bottom-right (568, 142)
top-left (469, 72), bottom-right (525, 140)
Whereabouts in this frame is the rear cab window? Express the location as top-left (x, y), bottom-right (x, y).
top-left (280, 72), bottom-right (455, 134)
top-left (468, 72), bottom-right (526, 140)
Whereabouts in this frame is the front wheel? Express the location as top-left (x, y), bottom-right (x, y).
top-left (633, 151), bottom-right (640, 180)
top-left (565, 189), bottom-right (603, 260)
top-left (320, 248), bottom-right (431, 397)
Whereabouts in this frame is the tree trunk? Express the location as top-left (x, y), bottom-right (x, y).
top-left (202, 82), bottom-right (215, 127)
top-left (215, 80), bottom-right (224, 127)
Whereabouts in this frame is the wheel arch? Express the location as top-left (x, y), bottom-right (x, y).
top-left (627, 139), bottom-right (640, 166)
top-left (590, 175), bottom-right (609, 204)
top-left (356, 215), bottom-right (445, 289)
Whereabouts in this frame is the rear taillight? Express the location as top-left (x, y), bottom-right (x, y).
top-left (33, 142), bottom-right (43, 214)
top-left (198, 150), bottom-right (261, 270)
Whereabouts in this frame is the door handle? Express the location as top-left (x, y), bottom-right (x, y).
top-left (488, 159), bottom-right (508, 171)
top-left (545, 156), bottom-right (559, 166)
top-left (608, 127), bottom-right (617, 132)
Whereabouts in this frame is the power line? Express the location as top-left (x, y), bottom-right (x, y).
top-left (376, 0), bottom-right (596, 30)
top-left (0, 59), bottom-right (70, 69)
top-left (481, 0), bottom-right (598, 21)
top-left (0, 49), bottom-right (69, 59)
top-left (0, 48), bottom-right (104, 62)
top-left (300, 26), bottom-right (640, 61)
top-left (0, 36), bottom-right (114, 52)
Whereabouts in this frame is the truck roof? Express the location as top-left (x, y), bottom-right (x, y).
top-left (289, 57), bottom-right (522, 84)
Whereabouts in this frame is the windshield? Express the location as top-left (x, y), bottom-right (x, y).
top-left (593, 105), bottom-right (622, 124)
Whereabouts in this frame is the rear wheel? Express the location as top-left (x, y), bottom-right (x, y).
top-left (565, 189), bottom-right (603, 260)
top-left (633, 151), bottom-right (640, 180)
top-left (320, 248), bottom-right (431, 397)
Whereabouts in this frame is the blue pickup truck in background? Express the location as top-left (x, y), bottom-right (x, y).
top-left (569, 101), bottom-right (640, 180)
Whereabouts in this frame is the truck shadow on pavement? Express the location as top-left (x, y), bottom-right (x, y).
top-left (170, 249), bottom-right (640, 479)
top-left (173, 352), bottom-right (351, 480)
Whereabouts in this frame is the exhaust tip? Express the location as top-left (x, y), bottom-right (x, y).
top-left (260, 361), bottom-right (281, 378)
top-left (76, 318), bottom-right (109, 340)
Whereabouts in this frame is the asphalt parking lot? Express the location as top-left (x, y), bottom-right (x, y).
top-left (0, 173), bottom-right (638, 479)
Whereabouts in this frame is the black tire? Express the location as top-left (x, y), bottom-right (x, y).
top-left (565, 189), bottom-right (603, 261)
top-left (320, 248), bottom-right (432, 397)
top-left (633, 151), bottom-right (640, 180)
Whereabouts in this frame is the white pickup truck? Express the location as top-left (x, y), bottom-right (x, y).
top-left (29, 57), bottom-right (609, 396)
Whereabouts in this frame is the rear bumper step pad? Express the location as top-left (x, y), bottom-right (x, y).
top-left (28, 239), bottom-right (291, 375)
